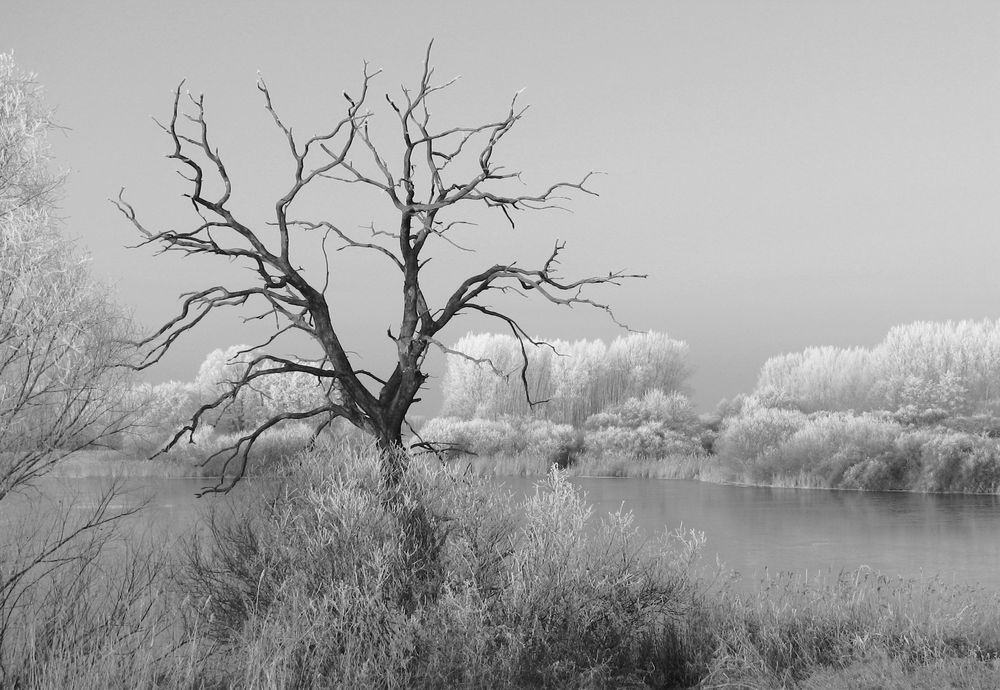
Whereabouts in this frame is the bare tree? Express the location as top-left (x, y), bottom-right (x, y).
top-left (116, 44), bottom-right (642, 490)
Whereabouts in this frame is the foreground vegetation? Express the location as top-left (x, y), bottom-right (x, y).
top-left (5, 443), bottom-right (1000, 688)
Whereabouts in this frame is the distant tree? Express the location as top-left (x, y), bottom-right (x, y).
top-left (754, 320), bottom-right (1000, 416)
top-left (193, 345), bottom-right (337, 433)
top-left (440, 331), bottom-right (691, 426)
top-left (0, 54), bottom-right (131, 499)
top-left (116, 44), bottom-right (641, 489)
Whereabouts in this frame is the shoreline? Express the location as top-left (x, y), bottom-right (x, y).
top-left (53, 449), bottom-right (1000, 496)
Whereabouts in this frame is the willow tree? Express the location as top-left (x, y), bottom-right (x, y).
top-left (0, 54), bottom-right (131, 498)
top-left (116, 45), bottom-right (640, 490)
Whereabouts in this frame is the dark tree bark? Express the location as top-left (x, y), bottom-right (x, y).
top-left (115, 44), bottom-right (643, 491)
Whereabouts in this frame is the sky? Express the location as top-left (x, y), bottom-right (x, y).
top-left (4, 1), bottom-right (1000, 413)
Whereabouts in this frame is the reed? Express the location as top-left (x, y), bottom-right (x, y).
top-left (7, 443), bottom-right (1000, 688)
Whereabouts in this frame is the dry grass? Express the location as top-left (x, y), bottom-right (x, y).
top-left (175, 445), bottom-right (701, 688)
top-left (439, 450), bottom-right (722, 482)
top-left (695, 567), bottom-right (1000, 688)
top-left (51, 423), bottom-right (325, 480)
top-left (8, 443), bottom-right (1000, 688)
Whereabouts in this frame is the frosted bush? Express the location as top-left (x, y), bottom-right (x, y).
top-left (521, 419), bottom-right (577, 459)
top-left (585, 389), bottom-right (698, 433)
top-left (417, 417), bottom-right (514, 455)
top-left (714, 405), bottom-right (808, 477)
top-left (913, 432), bottom-right (1000, 493)
top-left (585, 423), bottom-right (703, 460)
top-left (768, 412), bottom-right (902, 484)
top-left (129, 380), bottom-right (201, 439)
top-left (417, 416), bottom-right (573, 458)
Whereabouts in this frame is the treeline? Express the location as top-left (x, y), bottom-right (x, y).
top-left (119, 345), bottom-right (340, 458)
top-left (713, 319), bottom-right (1000, 492)
top-left (424, 321), bottom-right (1000, 493)
top-left (423, 332), bottom-right (708, 467)
top-left (755, 320), bottom-right (1000, 417)
top-left (441, 332), bottom-right (691, 425)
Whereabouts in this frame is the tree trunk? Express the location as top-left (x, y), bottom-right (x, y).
top-left (372, 422), bottom-right (408, 486)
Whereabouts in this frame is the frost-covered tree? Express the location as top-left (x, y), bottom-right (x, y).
top-left (194, 345), bottom-right (337, 432)
top-left (440, 331), bottom-right (691, 425)
top-left (753, 320), bottom-right (1000, 416)
top-left (0, 54), bottom-right (131, 498)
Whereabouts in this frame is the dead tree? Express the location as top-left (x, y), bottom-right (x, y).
top-left (116, 44), bottom-right (643, 491)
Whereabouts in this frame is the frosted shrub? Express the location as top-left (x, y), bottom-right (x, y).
top-left (585, 424), bottom-right (702, 460)
top-left (582, 389), bottom-right (704, 460)
top-left (182, 448), bottom-right (697, 687)
top-left (124, 380), bottom-right (202, 450)
top-left (194, 345), bottom-right (335, 432)
top-left (417, 416), bottom-right (575, 459)
top-left (416, 417), bottom-right (515, 455)
top-left (585, 389), bottom-right (698, 433)
top-left (913, 432), bottom-right (1000, 493)
top-left (521, 419), bottom-right (577, 459)
top-left (714, 405), bottom-right (808, 479)
top-left (768, 412), bottom-right (902, 485)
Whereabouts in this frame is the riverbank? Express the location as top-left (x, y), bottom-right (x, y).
top-left (9, 445), bottom-right (1000, 688)
top-left (50, 449), bottom-right (214, 479)
top-left (53, 444), bottom-right (1000, 497)
top-left (447, 450), bottom-right (1000, 495)
top-left (50, 423), bottom-right (319, 480)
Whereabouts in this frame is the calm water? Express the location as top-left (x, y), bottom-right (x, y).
top-left (7, 476), bottom-right (1000, 591)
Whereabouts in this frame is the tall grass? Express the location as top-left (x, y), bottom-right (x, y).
top-left (6, 443), bottom-right (1000, 687)
top-left (701, 568), bottom-right (1000, 688)
top-left (178, 444), bottom-right (701, 688)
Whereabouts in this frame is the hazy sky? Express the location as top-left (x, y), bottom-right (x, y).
top-left (4, 1), bottom-right (1000, 412)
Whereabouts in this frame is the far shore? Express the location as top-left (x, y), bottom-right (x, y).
top-left (50, 449), bottom-right (217, 480)
top-left (49, 448), bottom-right (1000, 496)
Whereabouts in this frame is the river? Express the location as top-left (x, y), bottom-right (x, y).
top-left (6, 475), bottom-right (1000, 591)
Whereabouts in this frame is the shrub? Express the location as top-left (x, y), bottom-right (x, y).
top-left (581, 389), bottom-right (705, 461)
top-left (714, 405), bottom-right (808, 480)
top-left (0, 482), bottom-right (187, 688)
top-left (178, 445), bottom-right (700, 688)
top-left (715, 407), bottom-right (1000, 492)
top-left (584, 424), bottom-right (704, 460)
top-left (768, 412), bottom-right (902, 486)
top-left (415, 416), bottom-right (576, 461)
top-left (939, 414), bottom-right (1000, 438)
top-left (584, 389), bottom-right (699, 434)
top-left (913, 432), bottom-right (1000, 493)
